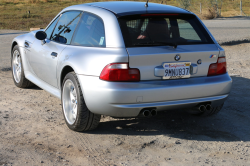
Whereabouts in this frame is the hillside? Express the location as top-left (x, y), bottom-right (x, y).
top-left (0, 0), bottom-right (249, 30)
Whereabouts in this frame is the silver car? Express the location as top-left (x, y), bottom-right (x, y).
top-left (11, 1), bottom-right (232, 131)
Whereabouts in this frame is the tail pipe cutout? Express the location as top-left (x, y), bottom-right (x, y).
top-left (196, 103), bottom-right (212, 112)
top-left (139, 108), bottom-right (157, 117)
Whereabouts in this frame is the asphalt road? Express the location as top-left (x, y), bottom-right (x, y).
top-left (0, 30), bottom-right (28, 69)
top-left (203, 16), bottom-right (250, 45)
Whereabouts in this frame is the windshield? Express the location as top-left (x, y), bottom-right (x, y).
top-left (118, 14), bottom-right (214, 47)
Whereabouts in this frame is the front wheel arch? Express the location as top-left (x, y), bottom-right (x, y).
top-left (11, 41), bottom-right (18, 55)
top-left (11, 45), bottom-right (33, 88)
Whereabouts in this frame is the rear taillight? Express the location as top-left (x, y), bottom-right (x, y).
top-left (100, 63), bottom-right (140, 82)
top-left (207, 57), bottom-right (227, 76)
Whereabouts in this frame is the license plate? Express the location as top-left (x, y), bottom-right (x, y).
top-left (163, 62), bottom-right (191, 79)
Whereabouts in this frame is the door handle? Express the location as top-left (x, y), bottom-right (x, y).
top-left (51, 52), bottom-right (57, 57)
top-left (24, 41), bottom-right (30, 48)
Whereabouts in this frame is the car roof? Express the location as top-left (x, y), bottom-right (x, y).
top-left (82, 1), bottom-right (190, 17)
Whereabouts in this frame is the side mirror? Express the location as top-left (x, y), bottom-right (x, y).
top-left (35, 31), bottom-right (47, 40)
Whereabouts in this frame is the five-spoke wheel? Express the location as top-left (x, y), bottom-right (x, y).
top-left (12, 50), bottom-right (22, 83)
top-left (61, 72), bottom-right (101, 131)
top-left (11, 45), bottom-right (33, 88)
top-left (62, 79), bottom-right (78, 125)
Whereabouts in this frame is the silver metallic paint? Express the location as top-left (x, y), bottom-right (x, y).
top-left (25, 71), bottom-right (61, 98)
top-left (112, 95), bottom-right (228, 112)
top-left (77, 73), bottom-right (232, 117)
top-left (57, 45), bottom-right (128, 88)
top-left (11, 2), bottom-right (232, 117)
top-left (127, 44), bottom-right (219, 80)
top-left (27, 38), bottom-right (67, 87)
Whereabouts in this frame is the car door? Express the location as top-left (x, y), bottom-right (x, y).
top-left (27, 11), bottom-right (82, 88)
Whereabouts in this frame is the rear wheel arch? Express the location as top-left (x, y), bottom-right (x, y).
top-left (60, 66), bottom-right (74, 90)
top-left (61, 71), bottom-right (101, 131)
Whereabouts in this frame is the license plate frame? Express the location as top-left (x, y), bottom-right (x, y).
top-left (162, 62), bottom-right (191, 80)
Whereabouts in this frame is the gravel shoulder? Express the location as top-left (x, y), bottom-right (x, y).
top-left (1, 21), bottom-right (250, 165)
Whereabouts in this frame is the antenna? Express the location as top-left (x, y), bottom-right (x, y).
top-left (145, 0), bottom-right (149, 7)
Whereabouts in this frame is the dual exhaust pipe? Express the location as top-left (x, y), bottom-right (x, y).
top-left (140, 104), bottom-right (211, 117)
top-left (141, 108), bottom-right (157, 117)
top-left (198, 104), bottom-right (212, 112)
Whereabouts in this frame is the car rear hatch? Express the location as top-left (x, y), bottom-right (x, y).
top-left (118, 13), bottom-right (220, 80)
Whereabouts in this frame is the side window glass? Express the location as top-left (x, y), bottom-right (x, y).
top-left (177, 19), bottom-right (201, 41)
top-left (51, 11), bottom-right (81, 44)
top-left (71, 12), bottom-right (106, 47)
top-left (45, 16), bottom-right (60, 39)
top-left (140, 19), bottom-right (148, 32)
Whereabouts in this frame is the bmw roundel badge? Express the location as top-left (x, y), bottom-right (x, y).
top-left (174, 54), bottom-right (181, 61)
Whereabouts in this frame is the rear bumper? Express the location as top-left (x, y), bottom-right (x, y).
top-left (78, 73), bottom-right (232, 117)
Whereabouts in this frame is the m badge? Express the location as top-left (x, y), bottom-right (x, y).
top-left (210, 55), bottom-right (217, 58)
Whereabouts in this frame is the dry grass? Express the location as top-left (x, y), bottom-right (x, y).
top-left (0, 0), bottom-right (249, 30)
top-left (0, 0), bottom-right (78, 30)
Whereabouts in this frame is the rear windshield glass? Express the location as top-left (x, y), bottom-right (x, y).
top-left (118, 14), bottom-right (214, 47)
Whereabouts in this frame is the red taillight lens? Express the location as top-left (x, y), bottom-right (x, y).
top-left (207, 57), bottom-right (227, 76)
top-left (100, 63), bottom-right (140, 82)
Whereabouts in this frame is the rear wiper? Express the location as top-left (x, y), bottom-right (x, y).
top-left (154, 41), bottom-right (177, 49)
top-left (133, 41), bottom-right (177, 48)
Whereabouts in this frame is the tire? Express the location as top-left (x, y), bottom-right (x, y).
top-left (187, 103), bottom-right (224, 116)
top-left (61, 72), bottom-right (101, 131)
top-left (11, 45), bottom-right (33, 88)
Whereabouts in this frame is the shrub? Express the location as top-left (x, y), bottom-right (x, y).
top-left (202, 8), bottom-right (218, 19)
top-left (177, 0), bottom-right (192, 10)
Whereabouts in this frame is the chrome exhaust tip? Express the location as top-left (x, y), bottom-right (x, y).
top-left (150, 109), bottom-right (157, 116)
top-left (199, 105), bottom-right (206, 112)
top-left (206, 104), bottom-right (212, 111)
top-left (143, 110), bottom-right (151, 117)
